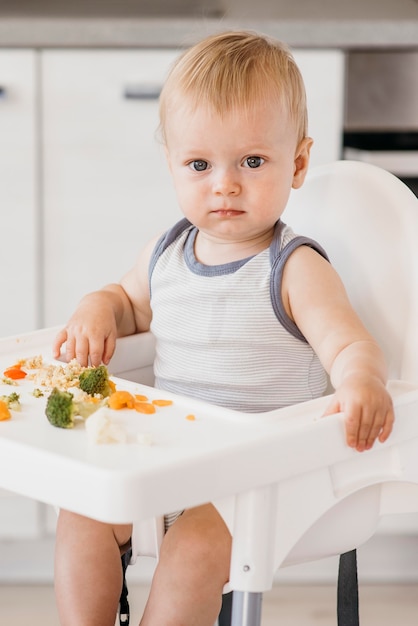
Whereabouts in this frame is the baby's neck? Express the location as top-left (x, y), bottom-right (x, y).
top-left (194, 228), bottom-right (274, 266)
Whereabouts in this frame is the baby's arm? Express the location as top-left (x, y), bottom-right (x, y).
top-left (283, 245), bottom-right (394, 452)
top-left (53, 237), bottom-right (158, 367)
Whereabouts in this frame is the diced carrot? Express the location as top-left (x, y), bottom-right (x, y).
top-left (86, 396), bottom-right (102, 404)
top-left (109, 380), bottom-right (117, 393)
top-left (185, 414), bottom-right (196, 421)
top-left (134, 401), bottom-right (156, 414)
top-left (3, 366), bottom-right (26, 380)
top-left (108, 390), bottom-right (135, 410)
top-left (135, 394), bottom-right (149, 402)
top-left (152, 399), bottom-right (173, 407)
top-left (0, 400), bottom-right (11, 421)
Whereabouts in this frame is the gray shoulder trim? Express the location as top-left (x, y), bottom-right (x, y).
top-left (270, 236), bottom-right (329, 343)
top-left (148, 218), bottom-right (192, 286)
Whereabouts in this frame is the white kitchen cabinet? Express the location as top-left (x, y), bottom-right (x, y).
top-left (293, 50), bottom-right (344, 168)
top-left (41, 50), bottom-right (182, 327)
top-left (41, 48), bottom-right (344, 327)
top-left (0, 50), bottom-right (39, 336)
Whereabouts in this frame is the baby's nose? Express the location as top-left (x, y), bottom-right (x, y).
top-left (212, 169), bottom-right (241, 195)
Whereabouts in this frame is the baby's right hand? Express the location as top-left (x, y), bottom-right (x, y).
top-left (52, 293), bottom-right (118, 367)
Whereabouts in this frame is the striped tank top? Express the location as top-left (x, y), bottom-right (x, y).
top-left (149, 218), bottom-right (328, 413)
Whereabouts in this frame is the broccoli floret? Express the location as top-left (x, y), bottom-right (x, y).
top-left (32, 388), bottom-right (44, 398)
top-left (78, 365), bottom-right (112, 398)
top-left (45, 387), bottom-right (105, 429)
top-left (45, 388), bottom-right (76, 429)
top-left (0, 392), bottom-right (21, 411)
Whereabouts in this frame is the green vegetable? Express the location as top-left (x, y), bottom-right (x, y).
top-left (0, 392), bottom-right (21, 411)
top-left (45, 387), bottom-right (106, 429)
top-left (45, 388), bottom-right (76, 429)
top-left (78, 365), bottom-right (112, 398)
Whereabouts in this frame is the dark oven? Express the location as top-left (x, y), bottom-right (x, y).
top-left (343, 51), bottom-right (418, 197)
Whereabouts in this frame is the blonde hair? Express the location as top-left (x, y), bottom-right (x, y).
top-left (159, 31), bottom-right (308, 144)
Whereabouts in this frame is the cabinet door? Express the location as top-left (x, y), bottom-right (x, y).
top-left (294, 50), bottom-right (345, 168)
top-left (0, 51), bottom-right (39, 336)
top-left (42, 50), bottom-right (181, 327)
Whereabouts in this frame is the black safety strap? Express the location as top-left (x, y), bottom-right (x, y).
top-left (218, 591), bottom-right (234, 626)
top-left (337, 550), bottom-right (360, 626)
top-left (119, 549), bottom-right (132, 626)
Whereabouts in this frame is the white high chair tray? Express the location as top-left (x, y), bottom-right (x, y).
top-left (0, 328), bottom-right (417, 530)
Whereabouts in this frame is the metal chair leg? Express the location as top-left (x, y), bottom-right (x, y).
top-left (231, 591), bottom-right (263, 626)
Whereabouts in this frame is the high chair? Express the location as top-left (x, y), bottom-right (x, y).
top-left (106, 160), bottom-right (418, 626)
top-left (0, 161), bottom-right (417, 626)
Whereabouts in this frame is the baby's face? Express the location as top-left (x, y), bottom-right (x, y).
top-left (164, 96), bottom-right (310, 247)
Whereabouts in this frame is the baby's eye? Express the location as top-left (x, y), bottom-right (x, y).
top-left (189, 160), bottom-right (209, 172)
top-left (244, 156), bottom-right (264, 169)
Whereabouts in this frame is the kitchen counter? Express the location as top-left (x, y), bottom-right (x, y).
top-left (1, 0), bottom-right (418, 49)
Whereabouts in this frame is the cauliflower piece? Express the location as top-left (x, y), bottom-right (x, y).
top-left (85, 408), bottom-right (127, 445)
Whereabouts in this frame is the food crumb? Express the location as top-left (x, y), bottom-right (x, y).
top-left (137, 432), bottom-right (154, 446)
top-left (185, 414), bottom-right (196, 421)
top-left (0, 377), bottom-right (18, 386)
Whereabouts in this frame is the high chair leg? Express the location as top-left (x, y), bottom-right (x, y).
top-left (231, 591), bottom-right (263, 626)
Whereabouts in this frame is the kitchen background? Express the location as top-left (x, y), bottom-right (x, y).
top-left (1, 0), bottom-right (418, 595)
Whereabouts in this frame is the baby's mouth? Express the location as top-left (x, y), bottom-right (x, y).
top-left (212, 209), bottom-right (244, 217)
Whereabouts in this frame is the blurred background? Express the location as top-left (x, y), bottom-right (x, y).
top-left (0, 0), bottom-right (418, 621)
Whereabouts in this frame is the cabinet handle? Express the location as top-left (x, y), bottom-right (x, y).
top-left (123, 84), bottom-right (161, 100)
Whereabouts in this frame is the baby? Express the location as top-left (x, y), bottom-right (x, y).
top-left (53, 31), bottom-right (394, 626)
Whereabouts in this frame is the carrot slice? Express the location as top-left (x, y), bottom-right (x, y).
top-left (3, 367), bottom-right (26, 380)
top-left (135, 394), bottom-right (149, 402)
top-left (152, 399), bottom-right (173, 407)
top-left (134, 401), bottom-right (156, 414)
top-left (108, 390), bottom-right (135, 410)
top-left (0, 400), bottom-right (11, 421)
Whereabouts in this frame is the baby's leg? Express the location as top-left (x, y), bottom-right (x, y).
top-left (140, 503), bottom-right (231, 626)
top-left (55, 509), bottom-right (132, 626)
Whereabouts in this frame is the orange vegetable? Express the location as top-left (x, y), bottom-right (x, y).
top-left (185, 414), bottom-right (196, 421)
top-left (135, 394), bottom-right (149, 402)
top-left (108, 390), bottom-right (135, 410)
top-left (152, 399), bottom-right (173, 407)
top-left (0, 400), bottom-right (11, 421)
top-left (134, 401), bottom-right (156, 414)
top-left (85, 396), bottom-right (102, 404)
top-left (109, 380), bottom-right (117, 393)
top-left (3, 365), bottom-right (26, 380)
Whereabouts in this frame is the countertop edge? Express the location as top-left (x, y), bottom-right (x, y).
top-left (0, 17), bottom-right (418, 49)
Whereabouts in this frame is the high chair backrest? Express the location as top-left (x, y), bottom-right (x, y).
top-left (284, 160), bottom-right (418, 383)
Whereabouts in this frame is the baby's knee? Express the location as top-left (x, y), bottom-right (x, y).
top-left (162, 505), bottom-right (231, 579)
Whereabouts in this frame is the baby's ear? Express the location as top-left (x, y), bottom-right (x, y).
top-left (292, 137), bottom-right (313, 189)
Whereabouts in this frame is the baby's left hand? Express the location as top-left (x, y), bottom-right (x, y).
top-left (323, 373), bottom-right (395, 452)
